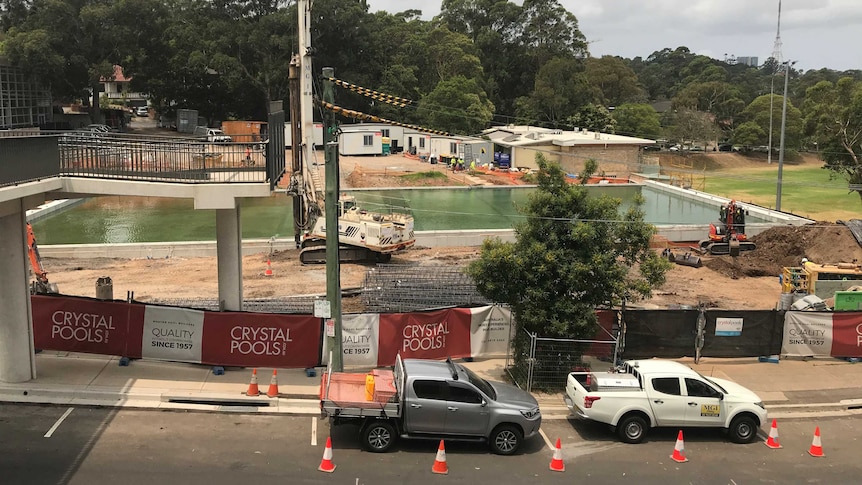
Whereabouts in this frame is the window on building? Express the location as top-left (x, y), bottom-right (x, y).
top-left (381, 129), bottom-right (390, 137)
top-left (419, 138), bottom-right (425, 148)
top-left (450, 142), bottom-right (458, 154)
top-left (363, 135), bottom-right (373, 146)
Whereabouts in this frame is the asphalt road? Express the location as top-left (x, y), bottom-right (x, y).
top-left (1, 404), bottom-right (861, 484)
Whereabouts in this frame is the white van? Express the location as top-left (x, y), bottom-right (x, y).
top-left (194, 126), bottom-right (232, 143)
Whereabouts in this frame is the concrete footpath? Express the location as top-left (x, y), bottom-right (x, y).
top-left (2, 352), bottom-right (862, 420)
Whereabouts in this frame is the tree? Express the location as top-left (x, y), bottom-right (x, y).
top-left (732, 121), bottom-right (765, 147)
top-left (568, 104), bottom-right (615, 133)
top-left (466, 156), bottom-right (670, 341)
top-left (417, 75), bottom-right (494, 134)
top-left (666, 108), bottom-right (719, 147)
top-left (739, 94), bottom-right (803, 149)
top-left (584, 56), bottom-right (645, 106)
top-left (613, 103), bottom-right (661, 138)
top-left (515, 57), bottom-right (599, 127)
top-left (803, 78), bottom-right (862, 199)
top-left (2, 0), bottom-right (151, 121)
top-left (672, 81), bottom-right (745, 131)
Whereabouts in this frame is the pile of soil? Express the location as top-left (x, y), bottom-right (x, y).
top-left (704, 222), bottom-right (862, 277)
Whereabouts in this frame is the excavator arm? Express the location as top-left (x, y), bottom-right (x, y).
top-left (26, 223), bottom-right (58, 294)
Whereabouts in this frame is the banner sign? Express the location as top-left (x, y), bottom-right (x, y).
top-left (32, 295), bottom-right (141, 356)
top-left (143, 306), bottom-right (204, 362)
top-left (469, 306), bottom-right (512, 357)
top-left (322, 313), bottom-right (380, 367)
top-left (377, 308), bottom-right (473, 365)
top-left (782, 312), bottom-right (834, 356)
top-left (33, 297), bottom-right (514, 369)
top-left (831, 312), bottom-right (862, 357)
top-left (201, 312), bottom-right (320, 367)
top-left (715, 317), bottom-right (744, 337)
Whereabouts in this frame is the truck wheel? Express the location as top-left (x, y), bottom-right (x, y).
top-left (728, 415), bottom-right (758, 443)
top-left (616, 415), bottom-right (648, 444)
top-left (362, 421), bottom-right (397, 453)
top-left (490, 424), bottom-right (522, 455)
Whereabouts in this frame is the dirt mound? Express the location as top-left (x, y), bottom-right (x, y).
top-left (704, 222), bottom-right (862, 277)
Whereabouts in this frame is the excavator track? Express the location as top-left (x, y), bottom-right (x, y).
top-left (299, 239), bottom-right (392, 264)
top-left (698, 240), bottom-right (757, 256)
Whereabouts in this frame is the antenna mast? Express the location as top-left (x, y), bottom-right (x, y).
top-left (767, 0), bottom-right (783, 165)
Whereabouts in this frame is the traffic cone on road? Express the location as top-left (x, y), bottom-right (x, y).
top-left (318, 436), bottom-right (336, 473)
top-left (245, 368), bottom-right (260, 396)
top-left (549, 438), bottom-right (565, 472)
top-left (431, 440), bottom-right (448, 475)
top-left (764, 419), bottom-right (782, 449)
top-left (808, 426), bottom-right (825, 457)
top-left (264, 259), bottom-right (273, 276)
top-left (266, 369), bottom-right (279, 398)
top-left (670, 430), bottom-right (689, 463)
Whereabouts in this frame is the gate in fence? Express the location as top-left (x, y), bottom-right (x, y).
top-left (505, 312), bottom-right (619, 393)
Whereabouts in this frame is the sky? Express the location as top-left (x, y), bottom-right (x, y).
top-left (364, 0), bottom-right (861, 72)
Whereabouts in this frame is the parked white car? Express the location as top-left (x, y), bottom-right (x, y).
top-left (565, 359), bottom-right (767, 444)
top-left (135, 106), bottom-right (149, 117)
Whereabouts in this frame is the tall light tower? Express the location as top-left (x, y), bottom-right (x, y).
top-left (767, 0), bottom-right (783, 165)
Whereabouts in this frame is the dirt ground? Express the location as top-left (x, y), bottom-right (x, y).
top-left (42, 151), bottom-right (862, 311)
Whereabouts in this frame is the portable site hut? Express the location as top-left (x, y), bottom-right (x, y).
top-left (284, 122), bottom-right (324, 147)
top-left (223, 120), bottom-right (267, 143)
top-left (339, 124), bottom-right (383, 156)
top-left (403, 128), bottom-right (432, 156)
top-left (344, 123), bottom-right (405, 153)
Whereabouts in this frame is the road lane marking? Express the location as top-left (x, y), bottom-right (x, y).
top-left (538, 427), bottom-right (555, 451)
top-left (311, 417), bottom-right (318, 446)
top-left (44, 407), bottom-right (74, 438)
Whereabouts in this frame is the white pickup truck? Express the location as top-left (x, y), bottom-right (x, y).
top-left (564, 359), bottom-right (767, 444)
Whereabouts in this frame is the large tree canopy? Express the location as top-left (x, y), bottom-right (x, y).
top-left (803, 78), bottom-right (862, 198)
top-left (466, 156), bottom-right (670, 339)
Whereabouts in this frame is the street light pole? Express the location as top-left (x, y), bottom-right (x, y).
top-left (775, 61), bottom-right (793, 212)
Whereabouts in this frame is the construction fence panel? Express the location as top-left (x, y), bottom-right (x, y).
top-left (622, 309), bottom-right (784, 359)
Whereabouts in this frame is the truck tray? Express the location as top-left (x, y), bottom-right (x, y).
top-left (321, 370), bottom-right (397, 408)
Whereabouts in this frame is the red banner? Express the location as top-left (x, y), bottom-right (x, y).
top-left (200, 312), bottom-right (321, 367)
top-left (831, 313), bottom-right (862, 357)
top-left (377, 308), bottom-right (472, 366)
top-left (32, 295), bottom-right (144, 356)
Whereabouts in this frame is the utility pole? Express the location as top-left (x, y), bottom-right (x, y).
top-left (776, 61), bottom-right (792, 212)
top-left (322, 67), bottom-right (343, 372)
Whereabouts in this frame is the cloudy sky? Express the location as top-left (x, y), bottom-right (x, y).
top-left (364, 0), bottom-right (860, 72)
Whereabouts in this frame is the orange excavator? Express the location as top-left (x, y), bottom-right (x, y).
top-left (27, 222), bottom-right (58, 294)
top-left (697, 200), bottom-right (757, 256)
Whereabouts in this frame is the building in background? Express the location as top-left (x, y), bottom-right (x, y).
top-left (736, 56), bottom-right (759, 67)
top-left (0, 58), bottom-right (53, 129)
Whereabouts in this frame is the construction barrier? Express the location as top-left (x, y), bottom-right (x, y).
top-left (30, 295), bottom-right (513, 368)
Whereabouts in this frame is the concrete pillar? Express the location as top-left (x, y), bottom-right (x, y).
top-left (0, 201), bottom-right (36, 383)
top-left (216, 207), bottom-right (243, 311)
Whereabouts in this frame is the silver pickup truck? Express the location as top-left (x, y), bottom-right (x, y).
top-left (320, 355), bottom-right (542, 455)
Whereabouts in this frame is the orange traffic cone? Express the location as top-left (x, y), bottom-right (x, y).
top-left (245, 368), bottom-right (260, 396)
top-left (266, 369), bottom-right (279, 398)
top-left (670, 430), bottom-right (689, 463)
top-left (764, 419), bottom-right (782, 449)
top-left (318, 436), bottom-right (336, 472)
top-left (549, 438), bottom-right (565, 472)
top-left (431, 440), bottom-right (448, 475)
top-left (264, 259), bottom-right (273, 277)
top-left (808, 426), bottom-right (824, 457)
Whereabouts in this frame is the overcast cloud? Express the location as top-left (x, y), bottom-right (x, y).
top-left (364, 0), bottom-right (861, 72)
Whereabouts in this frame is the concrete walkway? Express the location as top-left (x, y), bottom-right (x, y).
top-left (2, 352), bottom-right (862, 421)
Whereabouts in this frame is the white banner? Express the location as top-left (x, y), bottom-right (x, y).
top-left (322, 313), bottom-right (380, 366)
top-left (782, 312), bottom-right (833, 357)
top-left (143, 306), bottom-right (204, 362)
top-left (470, 305), bottom-right (512, 357)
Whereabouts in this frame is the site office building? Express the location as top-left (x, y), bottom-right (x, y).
top-left (338, 123), bottom-right (406, 156)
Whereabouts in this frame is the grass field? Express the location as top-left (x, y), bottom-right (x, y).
top-left (702, 164), bottom-right (861, 221)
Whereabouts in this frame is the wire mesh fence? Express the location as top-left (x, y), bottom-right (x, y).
top-left (362, 263), bottom-right (490, 313)
top-left (146, 297), bottom-right (321, 314)
top-left (506, 327), bottom-right (618, 393)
